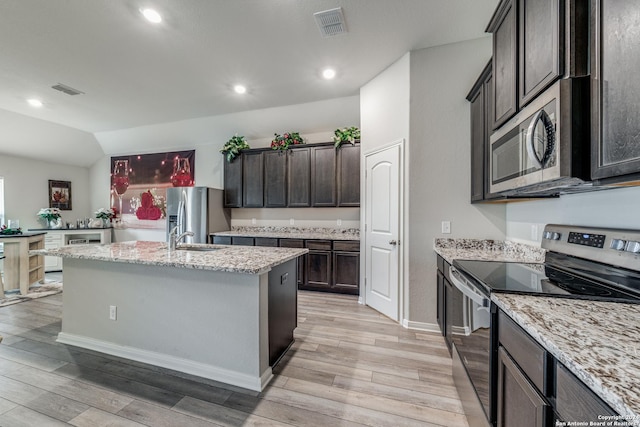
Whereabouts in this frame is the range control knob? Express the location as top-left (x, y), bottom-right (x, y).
top-left (611, 239), bottom-right (627, 251)
top-left (551, 232), bottom-right (561, 240)
top-left (543, 231), bottom-right (552, 240)
top-left (625, 241), bottom-right (640, 253)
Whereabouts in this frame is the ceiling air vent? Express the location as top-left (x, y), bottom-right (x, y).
top-left (51, 83), bottom-right (84, 96)
top-left (314, 7), bottom-right (347, 37)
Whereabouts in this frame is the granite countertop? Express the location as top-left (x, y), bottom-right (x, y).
top-left (212, 226), bottom-right (360, 241)
top-left (32, 241), bottom-right (308, 275)
top-left (493, 293), bottom-right (640, 418)
top-left (434, 238), bottom-right (546, 264)
top-left (28, 227), bottom-right (112, 231)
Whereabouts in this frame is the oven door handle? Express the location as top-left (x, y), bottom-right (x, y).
top-left (449, 266), bottom-right (490, 308)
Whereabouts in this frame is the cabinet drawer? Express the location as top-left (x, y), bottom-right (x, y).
top-left (333, 240), bottom-right (359, 252)
top-left (279, 239), bottom-right (304, 248)
top-left (45, 234), bottom-right (63, 243)
top-left (555, 363), bottom-right (616, 422)
top-left (212, 236), bottom-right (231, 245)
top-left (499, 311), bottom-right (547, 394)
top-left (255, 237), bottom-right (278, 247)
top-left (305, 240), bottom-right (331, 251)
top-left (232, 236), bottom-right (255, 246)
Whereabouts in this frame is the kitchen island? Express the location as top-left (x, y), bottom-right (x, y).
top-left (34, 241), bottom-right (307, 392)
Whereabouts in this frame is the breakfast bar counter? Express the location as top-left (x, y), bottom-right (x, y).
top-left (35, 241), bottom-right (307, 392)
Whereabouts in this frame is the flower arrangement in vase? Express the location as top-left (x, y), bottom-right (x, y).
top-left (333, 126), bottom-right (360, 148)
top-left (271, 132), bottom-right (304, 150)
top-left (220, 134), bottom-right (250, 162)
top-left (37, 207), bottom-right (62, 229)
top-left (95, 207), bottom-right (115, 227)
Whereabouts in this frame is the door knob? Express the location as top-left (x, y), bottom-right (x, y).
top-left (389, 240), bottom-right (397, 246)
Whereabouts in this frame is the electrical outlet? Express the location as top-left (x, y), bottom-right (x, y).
top-left (289, 218), bottom-right (295, 225)
top-left (251, 218), bottom-right (256, 225)
top-left (109, 305), bottom-right (117, 321)
top-left (441, 221), bottom-right (451, 234)
top-left (337, 219), bottom-right (342, 227)
top-left (531, 224), bottom-right (539, 241)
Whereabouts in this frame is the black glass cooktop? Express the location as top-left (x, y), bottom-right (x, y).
top-left (452, 256), bottom-right (640, 304)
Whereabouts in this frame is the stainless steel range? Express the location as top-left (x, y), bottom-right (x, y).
top-left (447, 224), bottom-right (640, 427)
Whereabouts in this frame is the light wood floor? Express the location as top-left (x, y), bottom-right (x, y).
top-left (0, 290), bottom-right (468, 426)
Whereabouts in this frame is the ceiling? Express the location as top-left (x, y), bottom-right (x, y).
top-left (0, 0), bottom-right (497, 167)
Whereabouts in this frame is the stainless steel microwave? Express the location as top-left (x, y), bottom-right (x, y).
top-left (489, 77), bottom-right (591, 195)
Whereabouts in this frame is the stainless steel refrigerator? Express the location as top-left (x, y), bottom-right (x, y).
top-left (166, 187), bottom-right (231, 244)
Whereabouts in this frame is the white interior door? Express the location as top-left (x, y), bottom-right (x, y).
top-left (364, 143), bottom-right (401, 321)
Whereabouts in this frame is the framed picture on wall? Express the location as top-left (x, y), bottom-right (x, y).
top-left (49, 180), bottom-right (72, 210)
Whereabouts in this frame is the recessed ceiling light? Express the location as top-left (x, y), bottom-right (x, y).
top-left (27, 99), bottom-right (43, 108)
top-left (322, 68), bottom-right (336, 79)
top-left (233, 85), bottom-right (247, 94)
top-left (140, 8), bottom-right (162, 24)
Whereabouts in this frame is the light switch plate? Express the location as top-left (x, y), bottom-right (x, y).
top-left (441, 221), bottom-right (451, 234)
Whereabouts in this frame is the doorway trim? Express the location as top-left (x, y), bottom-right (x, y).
top-left (360, 138), bottom-right (406, 324)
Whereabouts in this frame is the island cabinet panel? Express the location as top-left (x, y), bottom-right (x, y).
top-left (489, 0), bottom-right (518, 129)
top-left (590, 0), bottom-right (640, 182)
top-left (337, 144), bottom-right (361, 207)
top-left (279, 239), bottom-right (305, 286)
top-left (242, 151), bottom-right (264, 208)
top-left (496, 347), bottom-right (551, 427)
top-left (264, 151), bottom-right (287, 207)
top-left (268, 259), bottom-right (297, 366)
top-left (287, 148), bottom-right (311, 207)
top-left (310, 146), bottom-right (337, 207)
top-left (518, 0), bottom-right (562, 107)
top-left (304, 240), bottom-right (332, 290)
top-left (223, 156), bottom-right (243, 208)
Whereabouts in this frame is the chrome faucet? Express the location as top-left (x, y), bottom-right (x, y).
top-left (169, 226), bottom-right (195, 251)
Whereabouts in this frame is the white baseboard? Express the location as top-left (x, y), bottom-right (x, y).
top-left (57, 332), bottom-right (271, 392)
top-left (402, 319), bottom-right (441, 333)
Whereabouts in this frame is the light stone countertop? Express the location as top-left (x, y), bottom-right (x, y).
top-left (434, 238), bottom-right (546, 264)
top-left (212, 226), bottom-right (360, 241)
top-left (492, 293), bottom-right (640, 418)
top-left (32, 241), bottom-right (308, 275)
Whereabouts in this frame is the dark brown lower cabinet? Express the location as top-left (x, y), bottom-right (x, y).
top-left (305, 240), bottom-right (332, 291)
top-left (332, 240), bottom-right (359, 295)
top-left (496, 347), bottom-right (551, 427)
top-left (255, 237), bottom-right (278, 247)
top-left (555, 363), bottom-right (616, 422)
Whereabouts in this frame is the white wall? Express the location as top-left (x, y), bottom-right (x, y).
top-left (407, 38), bottom-right (506, 325)
top-left (0, 154), bottom-right (91, 229)
top-left (507, 186), bottom-right (640, 245)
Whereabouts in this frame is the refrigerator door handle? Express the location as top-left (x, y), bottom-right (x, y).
top-left (177, 193), bottom-right (186, 235)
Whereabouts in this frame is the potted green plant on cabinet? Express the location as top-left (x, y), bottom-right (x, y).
top-left (333, 126), bottom-right (360, 148)
top-left (220, 134), bottom-right (250, 162)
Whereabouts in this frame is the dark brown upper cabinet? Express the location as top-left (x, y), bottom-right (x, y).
top-left (223, 142), bottom-right (360, 208)
top-left (488, 0), bottom-right (518, 129)
top-left (488, 0), bottom-right (570, 130)
top-left (287, 148), bottom-right (311, 207)
top-left (223, 155), bottom-right (243, 208)
top-left (518, 0), bottom-right (563, 107)
top-left (337, 143), bottom-right (360, 207)
top-left (311, 145), bottom-right (337, 207)
top-left (263, 151), bottom-right (287, 207)
top-left (591, 0), bottom-right (640, 182)
top-left (242, 151), bottom-right (264, 207)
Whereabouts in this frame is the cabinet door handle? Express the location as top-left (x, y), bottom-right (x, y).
top-left (389, 240), bottom-right (397, 246)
